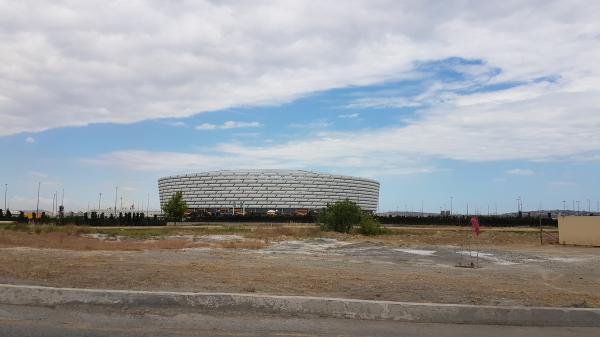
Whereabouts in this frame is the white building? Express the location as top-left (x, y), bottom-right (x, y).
top-left (158, 169), bottom-right (380, 213)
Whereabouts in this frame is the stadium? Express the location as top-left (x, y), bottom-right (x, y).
top-left (158, 170), bottom-right (379, 215)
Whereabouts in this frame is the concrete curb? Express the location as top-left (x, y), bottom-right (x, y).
top-left (1, 284), bottom-right (599, 326)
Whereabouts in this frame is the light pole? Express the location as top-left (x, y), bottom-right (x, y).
top-left (35, 182), bottom-right (41, 218)
top-left (588, 199), bottom-right (591, 213)
top-left (4, 183), bottom-right (7, 210)
top-left (114, 187), bottom-right (118, 213)
top-left (98, 193), bottom-right (102, 211)
top-left (450, 196), bottom-right (453, 216)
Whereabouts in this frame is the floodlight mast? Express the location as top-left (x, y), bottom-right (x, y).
top-left (35, 182), bottom-right (41, 217)
top-left (114, 186), bottom-right (118, 212)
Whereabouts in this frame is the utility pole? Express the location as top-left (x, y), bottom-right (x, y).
top-left (576, 200), bottom-right (580, 214)
top-left (147, 193), bottom-right (150, 214)
top-left (35, 182), bottom-right (41, 218)
top-left (114, 186), bottom-right (118, 213)
top-left (588, 199), bottom-right (591, 213)
top-left (421, 200), bottom-right (424, 217)
top-left (450, 196), bottom-right (453, 216)
top-left (98, 193), bottom-right (102, 211)
top-left (61, 188), bottom-right (64, 208)
top-left (3, 183), bottom-right (7, 210)
top-left (562, 200), bottom-right (566, 212)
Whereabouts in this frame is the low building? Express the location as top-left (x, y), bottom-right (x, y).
top-left (558, 216), bottom-right (600, 246)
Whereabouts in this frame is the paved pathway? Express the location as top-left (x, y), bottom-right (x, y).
top-left (0, 304), bottom-right (598, 337)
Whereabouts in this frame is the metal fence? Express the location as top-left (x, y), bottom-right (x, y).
top-left (375, 215), bottom-right (558, 227)
top-left (0, 210), bottom-right (558, 227)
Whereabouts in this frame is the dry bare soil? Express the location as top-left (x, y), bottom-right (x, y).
top-left (0, 224), bottom-right (598, 308)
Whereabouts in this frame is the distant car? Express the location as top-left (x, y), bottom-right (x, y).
top-left (266, 210), bottom-right (278, 216)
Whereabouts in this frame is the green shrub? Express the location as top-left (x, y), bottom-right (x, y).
top-left (318, 199), bottom-right (363, 233)
top-left (357, 215), bottom-right (387, 236)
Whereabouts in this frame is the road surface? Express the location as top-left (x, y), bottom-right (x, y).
top-left (0, 304), bottom-right (598, 337)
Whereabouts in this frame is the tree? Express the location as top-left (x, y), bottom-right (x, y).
top-left (162, 191), bottom-right (188, 221)
top-left (357, 215), bottom-right (387, 235)
top-left (318, 199), bottom-right (363, 233)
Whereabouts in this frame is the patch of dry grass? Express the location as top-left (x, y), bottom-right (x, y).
top-left (0, 230), bottom-right (209, 251)
top-left (219, 240), bottom-right (268, 249)
top-left (0, 223), bottom-right (555, 252)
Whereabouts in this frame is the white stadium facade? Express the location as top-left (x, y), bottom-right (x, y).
top-left (158, 170), bottom-right (380, 214)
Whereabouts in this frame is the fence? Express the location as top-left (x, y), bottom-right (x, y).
top-left (0, 211), bottom-right (167, 226)
top-left (0, 209), bottom-right (558, 227)
top-left (375, 215), bottom-right (557, 227)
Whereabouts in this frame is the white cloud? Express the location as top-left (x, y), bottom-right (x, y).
top-left (506, 168), bottom-right (535, 176)
top-left (165, 121), bottom-right (186, 127)
top-left (221, 121), bottom-right (261, 129)
top-left (1, 1), bottom-right (599, 138)
top-left (25, 136), bottom-right (35, 143)
top-left (338, 113), bottom-right (360, 119)
top-left (86, 83), bottom-right (600, 175)
top-left (195, 121), bottom-right (260, 130)
top-left (195, 123), bottom-right (217, 130)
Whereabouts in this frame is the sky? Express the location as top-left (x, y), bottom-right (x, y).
top-left (1, 0), bottom-right (600, 214)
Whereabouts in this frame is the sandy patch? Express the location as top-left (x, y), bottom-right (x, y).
top-left (394, 248), bottom-right (437, 256)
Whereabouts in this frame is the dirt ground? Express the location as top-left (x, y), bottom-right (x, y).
top-left (0, 225), bottom-right (598, 308)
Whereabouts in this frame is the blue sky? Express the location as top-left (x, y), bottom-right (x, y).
top-left (1, 1), bottom-right (599, 213)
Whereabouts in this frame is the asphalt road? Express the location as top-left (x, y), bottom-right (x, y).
top-left (0, 304), bottom-right (598, 337)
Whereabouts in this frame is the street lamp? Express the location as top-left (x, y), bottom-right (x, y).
top-left (588, 199), bottom-right (591, 213)
top-left (114, 186), bottom-right (118, 213)
top-left (35, 182), bottom-right (41, 218)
